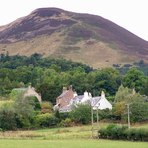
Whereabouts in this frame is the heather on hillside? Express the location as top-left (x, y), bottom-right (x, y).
top-left (0, 8), bottom-right (148, 67)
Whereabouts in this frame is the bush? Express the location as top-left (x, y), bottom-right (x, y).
top-left (41, 102), bottom-right (53, 113)
top-left (31, 96), bottom-right (41, 111)
top-left (127, 128), bottom-right (148, 141)
top-left (54, 111), bottom-right (70, 122)
top-left (34, 113), bottom-right (58, 128)
top-left (105, 124), bottom-right (127, 140)
top-left (59, 118), bottom-right (73, 127)
top-left (70, 104), bottom-right (91, 124)
top-left (130, 102), bottom-right (148, 122)
top-left (13, 95), bottom-right (36, 129)
top-left (98, 124), bottom-right (148, 141)
top-left (0, 107), bottom-right (17, 130)
top-left (96, 109), bottom-right (112, 121)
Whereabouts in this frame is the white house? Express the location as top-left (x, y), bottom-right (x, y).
top-left (54, 86), bottom-right (112, 112)
top-left (91, 91), bottom-right (112, 110)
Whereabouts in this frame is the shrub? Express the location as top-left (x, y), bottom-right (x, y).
top-left (54, 111), bottom-right (70, 122)
top-left (98, 124), bottom-right (148, 141)
top-left (13, 94), bottom-right (36, 129)
top-left (104, 124), bottom-right (127, 139)
top-left (130, 102), bottom-right (148, 122)
top-left (70, 104), bottom-right (91, 124)
top-left (34, 113), bottom-right (58, 128)
top-left (31, 96), bottom-right (41, 111)
top-left (59, 118), bottom-right (73, 127)
top-left (127, 128), bottom-right (148, 141)
top-left (0, 106), bottom-right (17, 130)
top-left (96, 109), bottom-right (113, 121)
top-left (41, 102), bottom-right (53, 113)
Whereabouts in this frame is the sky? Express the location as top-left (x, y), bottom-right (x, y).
top-left (0, 0), bottom-right (148, 41)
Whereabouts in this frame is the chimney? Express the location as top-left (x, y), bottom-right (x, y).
top-left (84, 91), bottom-right (89, 98)
top-left (68, 85), bottom-right (73, 90)
top-left (132, 88), bottom-right (136, 95)
top-left (101, 91), bottom-right (105, 98)
top-left (62, 86), bottom-right (67, 93)
top-left (73, 91), bottom-right (78, 97)
top-left (88, 92), bottom-right (92, 99)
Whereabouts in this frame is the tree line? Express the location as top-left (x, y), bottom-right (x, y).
top-left (0, 53), bottom-right (147, 103)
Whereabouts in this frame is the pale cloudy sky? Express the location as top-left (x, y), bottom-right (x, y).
top-left (0, 0), bottom-right (148, 41)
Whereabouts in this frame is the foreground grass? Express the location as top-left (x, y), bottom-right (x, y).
top-left (0, 123), bottom-right (107, 139)
top-left (0, 122), bottom-right (148, 140)
top-left (0, 139), bottom-right (148, 148)
top-left (0, 123), bottom-right (147, 148)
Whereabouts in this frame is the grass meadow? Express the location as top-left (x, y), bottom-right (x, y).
top-left (0, 122), bottom-right (148, 148)
top-left (0, 139), bottom-right (148, 148)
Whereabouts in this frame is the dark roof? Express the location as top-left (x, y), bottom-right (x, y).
top-left (91, 96), bottom-right (101, 106)
top-left (73, 95), bottom-right (84, 100)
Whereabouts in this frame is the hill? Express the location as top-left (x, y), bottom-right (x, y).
top-left (0, 8), bottom-right (148, 68)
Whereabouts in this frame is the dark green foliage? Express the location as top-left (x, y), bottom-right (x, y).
top-left (41, 102), bottom-right (53, 113)
top-left (13, 94), bottom-right (36, 128)
top-left (59, 118), bottom-right (73, 127)
top-left (56, 111), bottom-right (70, 121)
top-left (87, 68), bottom-right (121, 96)
top-left (114, 85), bottom-right (148, 122)
top-left (98, 124), bottom-right (148, 141)
top-left (129, 102), bottom-right (148, 122)
top-left (0, 107), bottom-right (17, 130)
top-left (94, 109), bottom-right (113, 121)
top-left (29, 96), bottom-right (41, 111)
top-left (70, 104), bottom-right (91, 124)
top-left (1, 54), bottom-right (147, 104)
top-left (34, 113), bottom-right (58, 128)
top-left (123, 68), bottom-right (146, 92)
top-left (0, 53), bottom-right (92, 72)
top-left (0, 54), bottom-right (93, 101)
top-left (37, 81), bottom-right (62, 103)
top-left (141, 78), bottom-right (148, 95)
top-left (114, 60), bottom-right (148, 76)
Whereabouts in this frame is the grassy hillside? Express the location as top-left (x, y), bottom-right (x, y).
top-left (0, 8), bottom-right (148, 68)
top-left (0, 33), bottom-right (141, 68)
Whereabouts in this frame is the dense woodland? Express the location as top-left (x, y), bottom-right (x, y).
top-left (0, 53), bottom-right (147, 102)
top-left (0, 53), bottom-right (148, 131)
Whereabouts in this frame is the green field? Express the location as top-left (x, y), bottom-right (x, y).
top-left (0, 123), bottom-right (147, 148)
top-left (0, 139), bottom-right (148, 148)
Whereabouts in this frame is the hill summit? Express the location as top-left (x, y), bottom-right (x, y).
top-left (0, 7), bottom-right (148, 67)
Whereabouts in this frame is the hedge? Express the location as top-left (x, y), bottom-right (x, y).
top-left (98, 124), bottom-right (148, 141)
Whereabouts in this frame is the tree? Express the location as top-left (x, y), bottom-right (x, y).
top-left (0, 103), bottom-right (17, 130)
top-left (114, 85), bottom-right (146, 122)
top-left (114, 85), bottom-right (143, 103)
top-left (13, 93), bottom-right (35, 128)
top-left (70, 104), bottom-right (91, 124)
top-left (89, 68), bottom-right (121, 96)
top-left (68, 68), bottom-right (88, 94)
top-left (123, 68), bottom-right (146, 93)
top-left (130, 102), bottom-right (148, 122)
top-left (141, 77), bottom-right (148, 96)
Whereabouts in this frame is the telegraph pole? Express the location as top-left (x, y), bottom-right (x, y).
top-left (91, 100), bottom-right (94, 137)
top-left (127, 104), bottom-right (130, 129)
top-left (90, 93), bottom-right (94, 138)
top-left (97, 108), bottom-right (99, 123)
